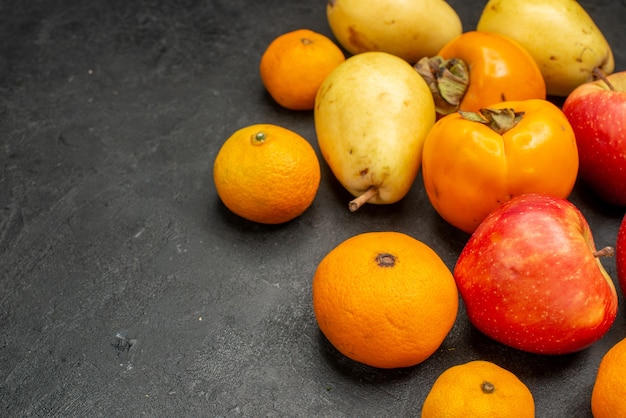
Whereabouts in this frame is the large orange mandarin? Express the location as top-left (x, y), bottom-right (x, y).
top-left (260, 29), bottom-right (345, 111)
top-left (437, 31), bottom-right (546, 113)
top-left (312, 231), bottom-right (458, 369)
top-left (213, 124), bottom-right (320, 224)
top-left (591, 337), bottom-right (626, 418)
top-left (422, 360), bottom-right (535, 417)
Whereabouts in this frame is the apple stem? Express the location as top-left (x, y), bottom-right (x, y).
top-left (349, 186), bottom-right (378, 212)
top-left (593, 67), bottom-right (616, 91)
top-left (593, 246), bottom-right (615, 258)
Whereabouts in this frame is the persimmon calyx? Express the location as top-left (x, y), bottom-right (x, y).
top-left (414, 56), bottom-right (469, 115)
top-left (459, 108), bottom-right (525, 135)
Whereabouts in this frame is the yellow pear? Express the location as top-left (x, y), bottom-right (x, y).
top-left (326, 0), bottom-right (462, 64)
top-left (477, 0), bottom-right (614, 97)
top-left (314, 51), bottom-right (435, 211)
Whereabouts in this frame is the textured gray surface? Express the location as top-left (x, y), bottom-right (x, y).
top-left (1, 0), bottom-right (625, 416)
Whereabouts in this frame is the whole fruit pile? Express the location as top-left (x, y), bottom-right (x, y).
top-left (212, 0), bottom-right (626, 415)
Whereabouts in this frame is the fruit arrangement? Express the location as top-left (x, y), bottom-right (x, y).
top-left (213, 0), bottom-right (625, 415)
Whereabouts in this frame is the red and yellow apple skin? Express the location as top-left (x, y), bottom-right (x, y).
top-left (454, 193), bottom-right (618, 355)
top-left (562, 71), bottom-right (626, 207)
top-left (617, 214), bottom-right (626, 296)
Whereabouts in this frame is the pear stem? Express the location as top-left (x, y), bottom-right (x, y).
top-left (593, 67), bottom-right (615, 91)
top-left (349, 186), bottom-right (378, 212)
top-left (594, 246), bottom-right (615, 258)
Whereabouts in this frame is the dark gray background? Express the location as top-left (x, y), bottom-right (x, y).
top-left (1, 0), bottom-right (625, 416)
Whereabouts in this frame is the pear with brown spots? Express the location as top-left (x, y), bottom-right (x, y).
top-left (314, 51), bottom-right (435, 211)
top-left (326, 0), bottom-right (462, 65)
top-left (477, 0), bottom-right (614, 96)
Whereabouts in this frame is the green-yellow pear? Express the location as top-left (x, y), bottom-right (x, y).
top-left (314, 51), bottom-right (435, 211)
top-left (477, 0), bottom-right (614, 97)
top-left (326, 0), bottom-right (462, 64)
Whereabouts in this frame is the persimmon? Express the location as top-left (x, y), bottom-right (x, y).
top-left (415, 31), bottom-right (546, 116)
top-left (421, 99), bottom-right (578, 234)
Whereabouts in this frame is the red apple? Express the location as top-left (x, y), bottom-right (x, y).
top-left (617, 213), bottom-right (626, 295)
top-left (454, 193), bottom-right (618, 355)
top-left (562, 70), bottom-right (626, 206)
